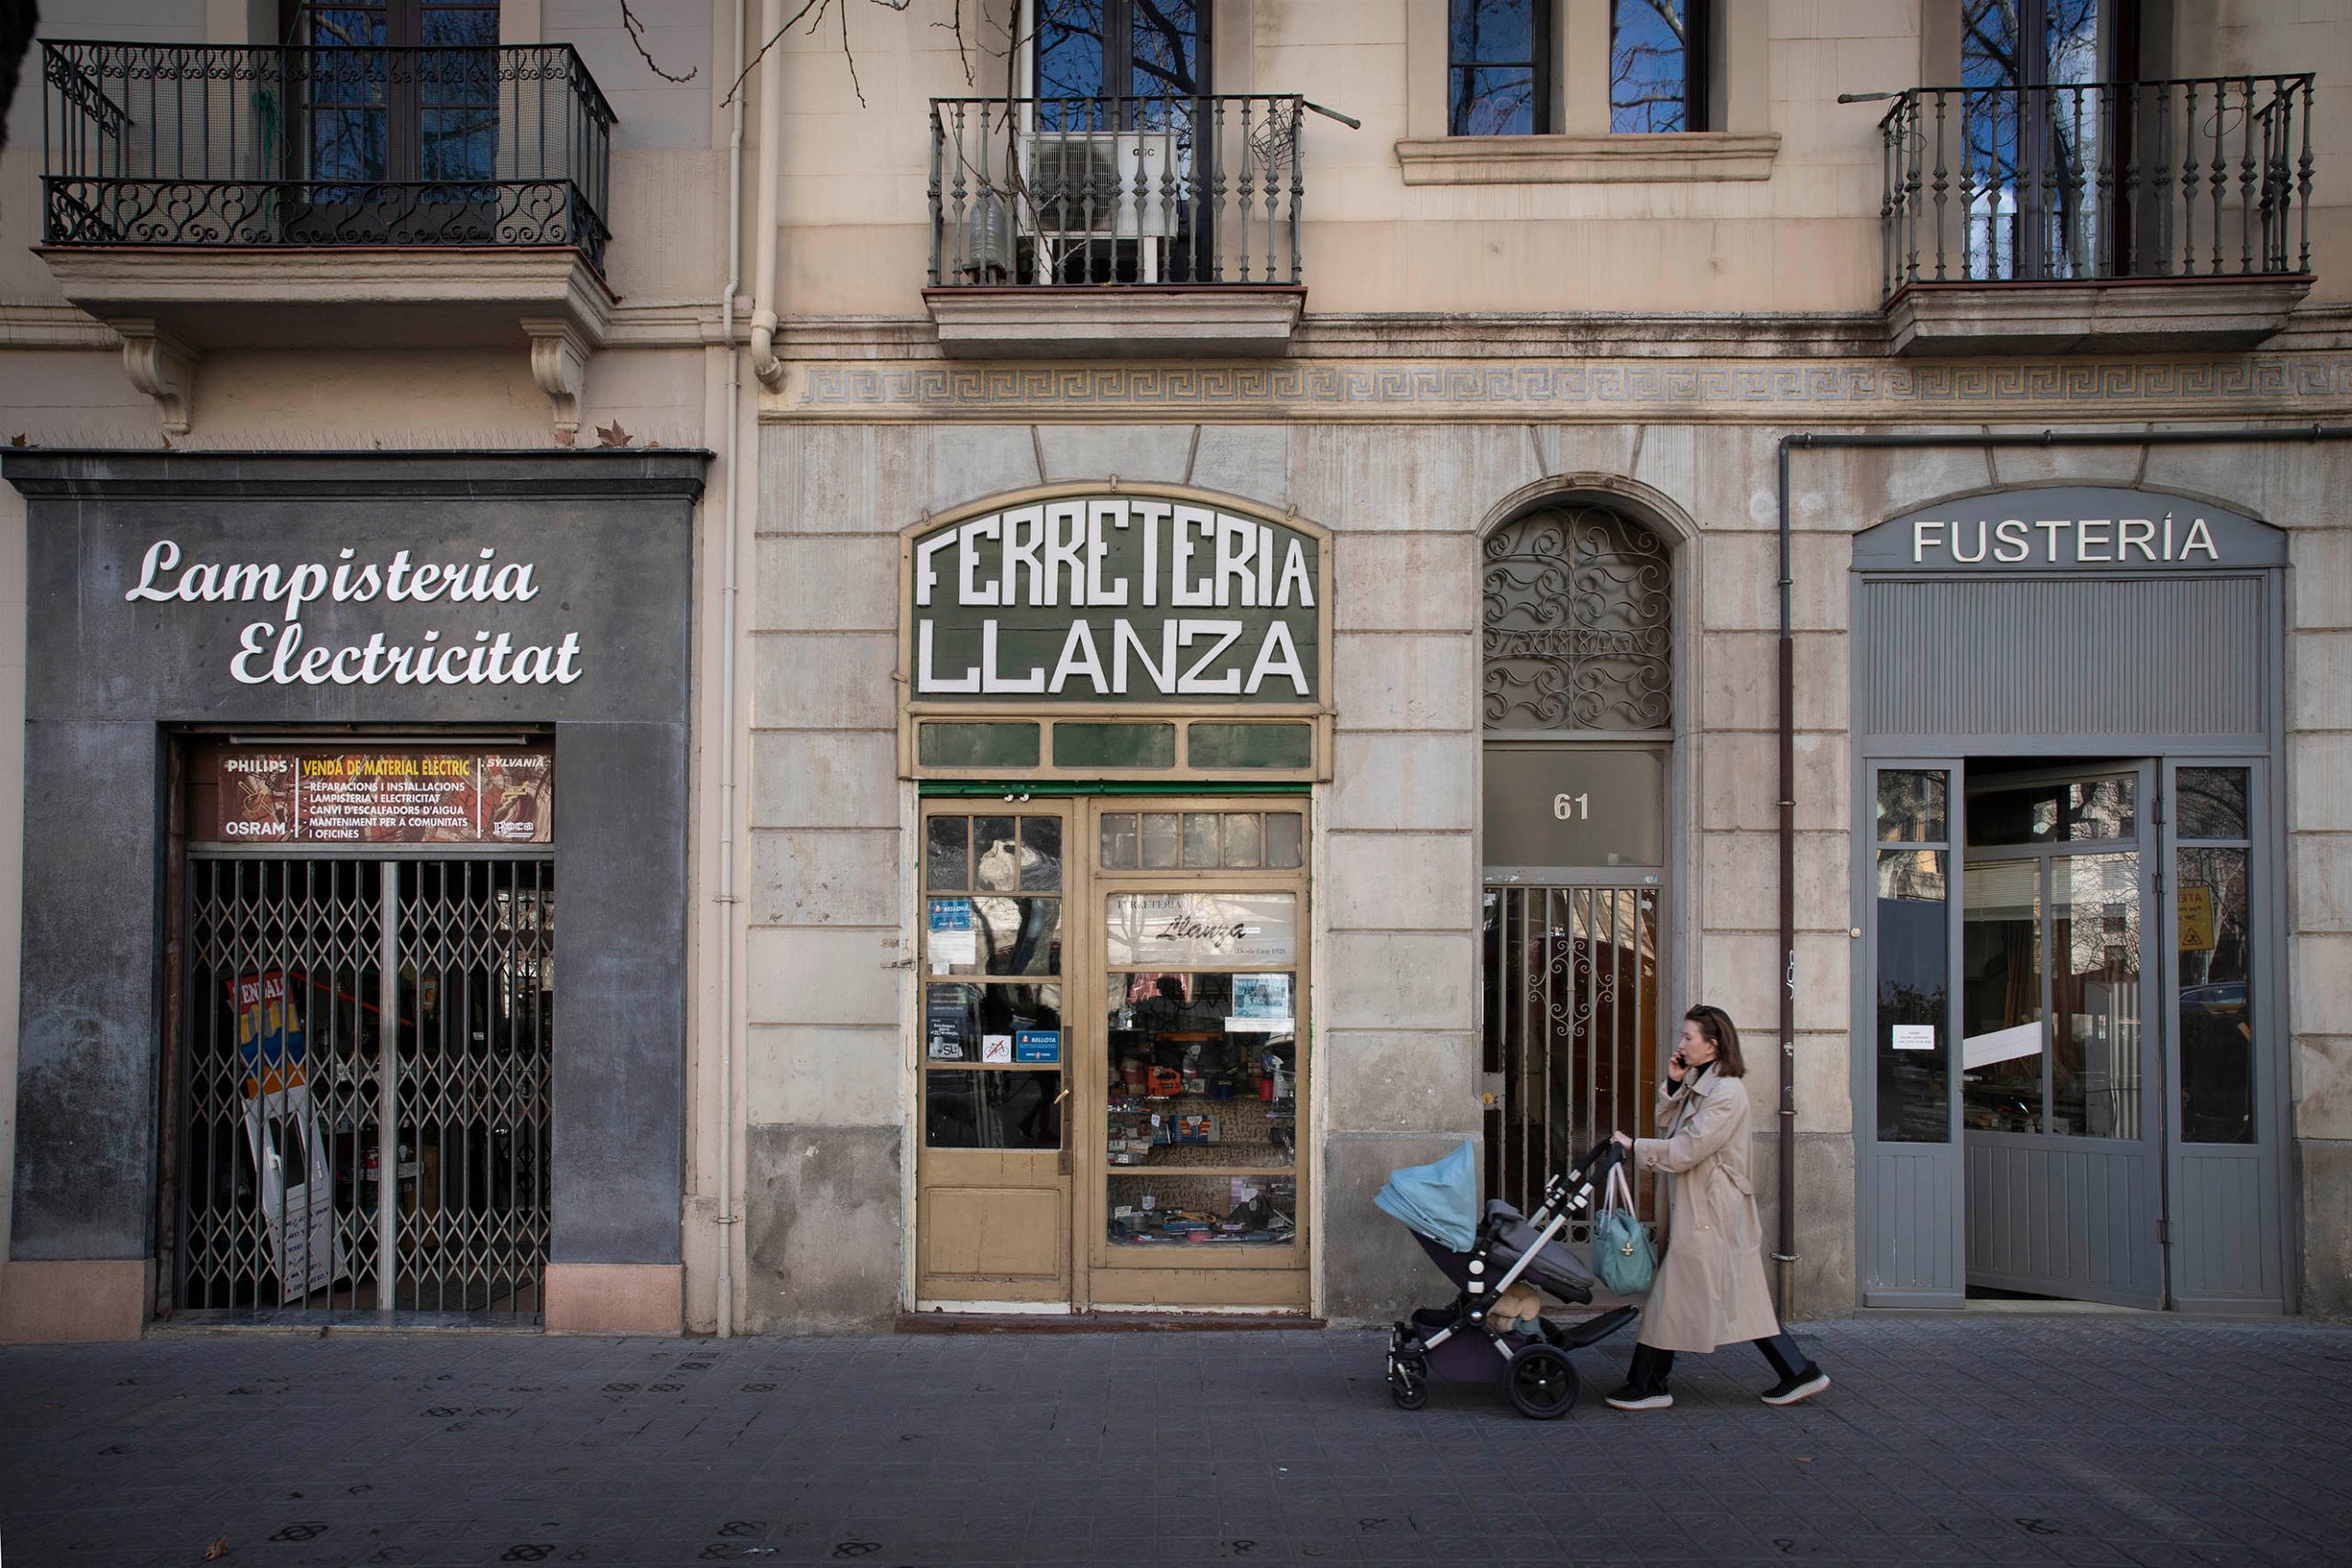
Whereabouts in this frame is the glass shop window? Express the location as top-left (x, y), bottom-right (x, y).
top-left (1450, 0), bottom-right (1551, 135)
top-left (1875, 771), bottom-right (1951, 1143)
top-left (2177, 768), bottom-right (2255, 1145)
top-left (922, 812), bottom-right (1067, 1150)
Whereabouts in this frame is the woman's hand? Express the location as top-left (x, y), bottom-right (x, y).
top-left (1611, 1131), bottom-right (1634, 1150)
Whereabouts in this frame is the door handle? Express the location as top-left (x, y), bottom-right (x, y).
top-left (1057, 1084), bottom-right (1072, 1176)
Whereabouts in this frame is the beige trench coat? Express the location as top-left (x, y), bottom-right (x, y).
top-left (1631, 1068), bottom-right (1781, 1353)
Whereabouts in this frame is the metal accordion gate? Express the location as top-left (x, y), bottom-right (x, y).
top-left (170, 855), bottom-right (555, 1322)
top-left (1481, 883), bottom-right (1664, 1242)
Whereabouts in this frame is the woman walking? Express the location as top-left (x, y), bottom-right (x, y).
top-left (1603, 1004), bottom-right (1830, 1411)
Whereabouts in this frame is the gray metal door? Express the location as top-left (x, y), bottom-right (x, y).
top-left (1481, 882), bottom-right (1664, 1240)
top-left (170, 855), bottom-right (554, 1323)
top-left (1960, 762), bottom-right (2166, 1309)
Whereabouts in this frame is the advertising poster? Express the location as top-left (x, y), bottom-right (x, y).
top-left (929, 897), bottom-right (978, 971)
top-left (232, 969), bottom-right (308, 1099)
top-left (925, 988), bottom-right (970, 1061)
top-left (1014, 1030), bottom-right (1061, 1063)
top-left (198, 746), bottom-right (552, 846)
top-left (1226, 975), bottom-right (1295, 1032)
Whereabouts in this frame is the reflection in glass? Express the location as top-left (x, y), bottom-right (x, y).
top-left (1266, 812), bottom-right (1305, 869)
top-left (1107, 1173), bottom-right (1295, 1246)
top-left (1101, 812), bottom-right (1139, 869)
top-left (1877, 771), bottom-right (1950, 843)
top-left (1105, 969), bottom-right (1298, 1182)
top-left (925, 816), bottom-right (969, 891)
top-left (2050, 853), bottom-right (2141, 1138)
top-left (2179, 846), bottom-right (2255, 1143)
top-left (2177, 768), bottom-right (2250, 840)
top-left (1182, 812), bottom-right (1219, 868)
top-left (972, 817), bottom-right (1020, 890)
top-left (1962, 859), bottom-right (2043, 1133)
top-left (925, 1070), bottom-right (1063, 1150)
top-left (1223, 812), bottom-right (1263, 868)
top-left (923, 982), bottom-right (1064, 1064)
top-left (1141, 812), bottom-right (1181, 869)
top-left (969, 897), bottom-right (1062, 976)
top-left (1877, 848), bottom-right (1950, 1143)
top-left (1611, 0), bottom-right (1696, 134)
top-left (1969, 776), bottom-right (2133, 847)
top-left (1021, 817), bottom-right (1063, 892)
top-left (1448, 0), bottom-right (1544, 136)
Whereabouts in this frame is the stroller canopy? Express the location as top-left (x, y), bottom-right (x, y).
top-left (1374, 1139), bottom-right (1479, 1253)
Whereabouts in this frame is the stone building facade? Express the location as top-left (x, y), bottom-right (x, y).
top-left (3, 0), bottom-right (2349, 1339)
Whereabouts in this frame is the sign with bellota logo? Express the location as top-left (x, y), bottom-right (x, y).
top-left (189, 743), bottom-right (552, 845)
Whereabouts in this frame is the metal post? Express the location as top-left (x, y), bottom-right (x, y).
top-left (378, 860), bottom-right (400, 1314)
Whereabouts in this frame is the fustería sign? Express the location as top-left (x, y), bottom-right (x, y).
top-left (908, 493), bottom-right (1322, 704)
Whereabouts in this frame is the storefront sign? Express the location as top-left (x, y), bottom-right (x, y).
top-left (1858, 488), bottom-right (2286, 572)
top-left (124, 540), bottom-right (588, 687)
top-left (1105, 892), bottom-right (1298, 967)
top-left (908, 493), bottom-right (1323, 704)
top-left (1482, 746), bottom-right (1667, 869)
top-left (190, 745), bottom-right (552, 845)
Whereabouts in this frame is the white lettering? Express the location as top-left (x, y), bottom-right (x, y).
top-left (2180, 516), bottom-right (2219, 559)
top-left (1131, 500), bottom-right (1170, 607)
top-left (917, 620), bottom-right (980, 693)
top-left (1214, 515), bottom-right (1257, 608)
top-left (1994, 519), bottom-right (2032, 563)
top-left (1275, 540), bottom-right (1315, 607)
top-left (1912, 519), bottom-right (1943, 564)
top-left (1170, 506), bottom-right (1215, 606)
top-left (1244, 621), bottom-right (1310, 696)
top-left (2076, 518), bottom-right (2112, 562)
top-left (1044, 501), bottom-right (1087, 607)
top-left (980, 619), bottom-right (1045, 694)
top-left (2118, 518), bottom-right (2157, 560)
top-left (1114, 617), bottom-right (1177, 695)
top-left (1951, 520), bottom-right (1988, 564)
top-left (1084, 502), bottom-right (1130, 607)
top-left (1047, 619), bottom-right (1109, 694)
top-left (126, 539), bottom-right (182, 602)
top-left (2035, 519), bottom-right (2071, 562)
top-left (999, 506), bottom-right (1046, 607)
top-left (915, 530), bottom-right (958, 608)
top-left (231, 620), bottom-right (275, 683)
top-left (958, 517), bottom-right (1001, 607)
top-left (1176, 619), bottom-right (1244, 694)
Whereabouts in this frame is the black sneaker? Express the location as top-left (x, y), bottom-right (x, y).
top-left (1604, 1384), bottom-right (1673, 1411)
top-left (1760, 1365), bottom-right (1829, 1406)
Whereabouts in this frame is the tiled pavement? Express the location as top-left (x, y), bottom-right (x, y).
top-left (3, 1316), bottom-right (2349, 1567)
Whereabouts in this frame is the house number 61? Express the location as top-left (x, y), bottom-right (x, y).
top-left (1552, 793), bottom-right (1589, 820)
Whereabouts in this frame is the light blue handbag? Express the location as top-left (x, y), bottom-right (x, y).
top-left (1589, 1158), bottom-right (1657, 1295)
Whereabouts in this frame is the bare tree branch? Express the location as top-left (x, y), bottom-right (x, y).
top-left (930, 0), bottom-right (978, 90)
top-left (620, 0), bottom-right (700, 83)
top-left (722, 0), bottom-right (912, 109)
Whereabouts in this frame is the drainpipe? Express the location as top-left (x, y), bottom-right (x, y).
top-left (748, 0), bottom-right (786, 390)
top-left (1771, 420), bottom-right (2351, 1324)
top-left (715, 0), bottom-right (749, 1340)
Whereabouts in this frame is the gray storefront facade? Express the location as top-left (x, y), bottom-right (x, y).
top-left (0, 451), bottom-right (705, 1338)
top-left (1852, 482), bottom-right (2294, 1313)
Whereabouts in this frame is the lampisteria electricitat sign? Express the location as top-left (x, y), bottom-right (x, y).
top-left (905, 491), bottom-right (1324, 705)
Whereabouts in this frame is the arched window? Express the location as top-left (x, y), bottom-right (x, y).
top-left (1481, 505), bottom-right (1672, 732)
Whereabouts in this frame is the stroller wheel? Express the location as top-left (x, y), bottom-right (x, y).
top-left (1505, 1344), bottom-right (1577, 1420)
top-left (1388, 1352), bottom-right (1430, 1410)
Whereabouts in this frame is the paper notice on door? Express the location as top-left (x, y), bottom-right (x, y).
top-left (1891, 1024), bottom-right (1936, 1052)
top-left (928, 898), bottom-right (978, 971)
top-left (1225, 974), bottom-right (1295, 1032)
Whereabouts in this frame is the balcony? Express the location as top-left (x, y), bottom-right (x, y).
top-left (1873, 75), bottom-right (2315, 355)
top-left (923, 95), bottom-right (1317, 358)
top-left (37, 40), bottom-right (618, 435)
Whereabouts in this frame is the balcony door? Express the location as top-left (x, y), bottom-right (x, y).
top-left (1961, 0), bottom-right (2137, 280)
top-left (1023, 0), bottom-right (1210, 283)
top-left (288, 0), bottom-right (501, 243)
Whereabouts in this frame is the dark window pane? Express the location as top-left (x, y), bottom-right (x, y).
top-left (926, 982), bottom-right (1067, 1065)
top-left (1877, 848), bottom-right (1950, 1142)
top-left (1877, 770), bottom-right (1950, 843)
top-left (918, 721), bottom-right (1039, 769)
top-left (925, 816), bottom-right (968, 892)
top-left (1611, 0), bottom-right (1691, 134)
top-left (925, 1069), bottom-right (1063, 1149)
top-left (1968, 776), bottom-right (2133, 846)
top-left (1188, 723), bottom-right (1313, 770)
top-left (1451, 0), bottom-right (1536, 62)
top-left (1053, 722), bottom-right (1176, 769)
top-left (2177, 768), bottom-right (2250, 840)
top-left (1447, 0), bottom-right (1544, 136)
top-left (1020, 817), bottom-right (1064, 892)
top-left (2179, 846), bottom-right (2255, 1143)
top-left (1962, 858), bottom-right (2043, 1134)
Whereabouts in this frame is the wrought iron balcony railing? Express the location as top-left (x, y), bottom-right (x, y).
top-left (41, 40), bottom-right (615, 269)
top-left (1874, 75), bottom-right (2313, 300)
top-left (929, 95), bottom-right (1311, 288)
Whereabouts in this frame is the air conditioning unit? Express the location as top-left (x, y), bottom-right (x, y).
top-left (1018, 127), bottom-right (1175, 282)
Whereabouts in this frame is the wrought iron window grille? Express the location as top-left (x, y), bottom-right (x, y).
top-left (1483, 507), bottom-right (1674, 733)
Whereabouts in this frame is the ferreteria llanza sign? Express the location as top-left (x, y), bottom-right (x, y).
top-left (908, 491), bottom-right (1323, 703)
top-left (1855, 487), bottom-right (2288, 572)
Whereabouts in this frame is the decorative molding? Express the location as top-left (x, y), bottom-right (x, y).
top-left (112, 318), bottom-right (199, 436)
top-left (783, 352), bottom-right (2352, 423)
top-left (925, 287), bottom-right (1306, 359)
top-left (521, 315), bottom-right (594, 440)
top-left (1396, 131), bottom-right (1781, 186)
top-left (1886, 276), bottom-right (2313, 357)
top-left (0, 302), bottom-right (119, 350)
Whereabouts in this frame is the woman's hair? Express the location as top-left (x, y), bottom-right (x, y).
top-left (1684, 1004), bottom-right (1746, 1078)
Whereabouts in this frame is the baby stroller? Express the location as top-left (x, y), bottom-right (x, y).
top-left (1376, 1136), bottom-right (1639, 1418)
